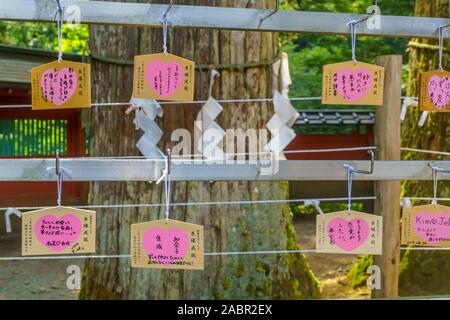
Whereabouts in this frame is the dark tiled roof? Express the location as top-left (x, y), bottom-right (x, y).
top-left (0, 45), bottom-right (83, 85)
top-left (296, 109), bottom-right (375, 125)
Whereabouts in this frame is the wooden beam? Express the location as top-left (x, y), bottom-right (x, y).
top-left (0, 0), bottom-right (449, 38)
top-left (0, 159), bottom-right (449, 182)
top-left (373, 55), bottom-right (403, 298)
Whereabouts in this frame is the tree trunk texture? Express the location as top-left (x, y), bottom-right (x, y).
top-left (79, 0), bottom-right (319, 300)
top-left (400, 0), bottom-right (450, 295)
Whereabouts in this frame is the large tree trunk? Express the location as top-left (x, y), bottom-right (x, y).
top-left (400, 0), bottom-right (450, 296)
top-left (79, 0), bottom-right (319, 299)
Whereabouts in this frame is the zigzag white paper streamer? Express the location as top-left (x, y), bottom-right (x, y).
top-left (195, 96), bottom-right (227, 160)
top-left (265, 52), bottom-right (299, 160)
top-left (128, 98), bottom-right (164, 159)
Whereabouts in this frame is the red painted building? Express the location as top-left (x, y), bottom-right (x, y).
top-left (0, 45), bottom-right (88, 233)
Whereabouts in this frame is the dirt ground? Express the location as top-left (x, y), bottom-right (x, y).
top-left (0, 214), bottom-right (368, 300)
top-left (293, 214), bottom-right (370, 299)
top-left (0, 233), bottom-right (81, 300)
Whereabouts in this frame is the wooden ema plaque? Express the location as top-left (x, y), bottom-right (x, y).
top-left (401, 204), bottom-right (450, 247)
top-left (31, 60), bottom-right (91, 110)
top-left (22, 206), bottom-right (96, 256)
top-left (131, 219), bottom-right (204, 270)
top-left (316, 210), bottom-right (383, 255)
top-left (133, 53), bottom-right (195, 102)
top-left (322, 61), bottom-right (384, 106)
top-left (418, 70), bottom-right (450, 112)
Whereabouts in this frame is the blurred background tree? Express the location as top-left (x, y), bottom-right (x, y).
top-left (0, 21), bottom-right (88, 54)
top-left (282, 0), bottom-right (415, 106)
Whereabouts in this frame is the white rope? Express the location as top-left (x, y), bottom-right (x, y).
top-left (347, 20), bottom-right (358, 62)
top-left (345, 165), bottom-right (355, 212)
top-left (0, 97), bottom-right (323, 109)
top-left (56, 5), bottom-right (64, 62)
top-left (171, 145), bottom-right (377, 159)
top-left (0, 96), bottom-right (420, 109)
top-left (401, 147), bottom-right (450, 157)
top-left (438, 26), bottom-right (446, 72)
top-left (8, 146), bottom-right (377, 161)
top-left (1, 246), bottom-right (450, 261)
top-left (283, 146), bottom-right (377, 154)
top-left (0, 196), bottom-right (377, 212)
top-left (405, 197), bottom-right (450, 202)
top-left (432, 167), bottom-right (439, 205)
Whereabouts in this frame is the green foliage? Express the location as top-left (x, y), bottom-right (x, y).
top-left (399, 249), bottom-right (450, 296)
top-left (346, 255), bottom-right (374, 288)
top-left (281, 0), bottom-right (415, 102)
top-left (0, 21), bottom-right (88, 54)
top-left (290, 202), bottom-right (364, 215)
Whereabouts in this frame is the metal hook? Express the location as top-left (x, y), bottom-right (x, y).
top-left (356, 15), bottom-right (371, 25)
top-left (53, 0), bottom-right (64, 21)
top-left (343, 150), bottom-right (374, 176)
top-left (436, 24), bottom-right (450, 34)
top-left (436, 24), bottom-right (450, 71)
top-left (55, 0), bottom-right (63, 12)
top-left (55, 149), bottom-right (60, 176)
top-left (428, 163), bottom-right (450, 175)
top-left (156, 149), bottom-right (171, 184)
top-left (163, 0), bottom-right (173, 20)
top-left (342, 151), bottom-right (374, 214)
top-left (259, 0), bottom-right (279, 26)
top-left (345, 150), bottom-right (374, 175)
top-left (166, 148), bottom-right (171, 177)
top-left (428, 163), bottom-right (450, 205)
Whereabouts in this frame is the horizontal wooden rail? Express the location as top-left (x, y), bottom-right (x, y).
top-left (0, 1), bottom-right (449, 38)
top-left (0, 159), bottom-right (449, 181)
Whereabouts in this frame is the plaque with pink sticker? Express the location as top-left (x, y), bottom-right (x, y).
top-left (21, 207), bottom-right (96, 256)
top-left (132, 53), bottom-right (195, 102)
top-left (131, 219), bottom-right (204, 270)
top-left (31, 60), bottom-right (91, 110)
top-left (316, 210), bottom-right (382, 255)
top-left (322, 61), bottom-right (384, 106)
top-left (401, 205), bottom-right (450, 247)
top-left (418, 70), bottom-right (450, 112)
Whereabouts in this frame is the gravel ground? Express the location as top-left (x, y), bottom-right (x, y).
top-left (0, 233), bottom-right (81, 300)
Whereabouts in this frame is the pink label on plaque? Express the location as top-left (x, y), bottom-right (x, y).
top-left (327, 217), bottom-right (369, 251)
top-left (428, 75), bottom-right (450, 109)
top-left (35, 214), bottom-right (82, 251)
top-left (413, 211), bottom-right (450, 244)
top-left (146, 60), bottom-right (184, 97)
top-left (143, 227), bottom-right (189, 265)
top-left (40, 67), bottom-right (77, 106)
top-left (334, 68), bottom-right (372, 102)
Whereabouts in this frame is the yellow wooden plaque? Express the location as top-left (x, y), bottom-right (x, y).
top-left (131, 219), bottom-right (204, 270)
top-left (322, 60), bottom-right (384, 105)
top-left (31, 60), bottom-right (91, 110)
top-left (401, 204), bottom-right (450, 247)
top-left (418, 70), bottom-right (450, 112)
top-left (22, 206), bottom-right (96, 256)
top-left (132, 53), bottom-right (195, 101)
top-left (316, 210), bottom-right (382, 255)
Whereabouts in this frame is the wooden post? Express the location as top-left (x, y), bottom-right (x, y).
top-left (372, 55), bottom-right (402, 298)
